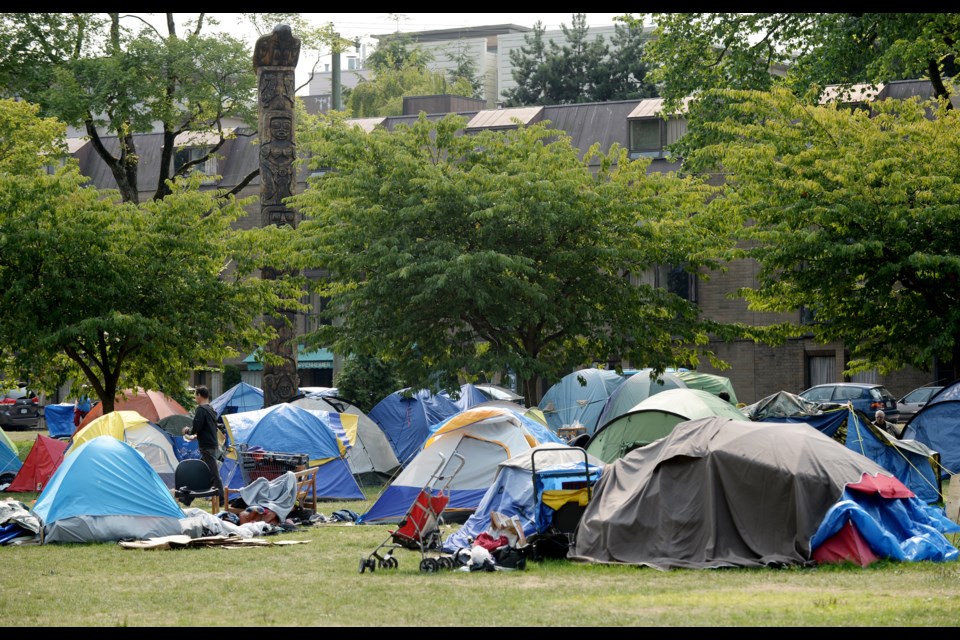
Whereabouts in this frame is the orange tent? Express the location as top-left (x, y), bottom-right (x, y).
top-left (76, 389), bottom-right (188, 432)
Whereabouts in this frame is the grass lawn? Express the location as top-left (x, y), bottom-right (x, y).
top-left (3, 428), bottom-right (960, 627)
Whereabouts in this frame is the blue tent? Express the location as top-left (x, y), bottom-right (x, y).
top-left (539, 368), bottom-right (626, 435)
top-left (444, 383), bottom-right (491, 412)
top-left (210, 382), bottom-right (264, 418)
top-left (0, 434), bottom-right (22, 481)
top-left (902, 398), bottom-right (960, 480)
top-left (44, 403), bottom-right (77, 438)
top-left (368, 388), bottom-right (460, 466)
top-left (221, 404), bottom-right (363, 500)
top-left (30, 436), bottom-right (184, 543)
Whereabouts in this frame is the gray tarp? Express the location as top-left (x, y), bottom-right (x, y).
top-left (570, 416), bottom-right (892, 570)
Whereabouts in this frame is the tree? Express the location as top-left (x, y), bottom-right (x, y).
top-left (444, 40), bottom-right (484, 100)
top-left (289, 111), bottom-right (742, 406)
top-left (630, 13), bottom-right (960, 113)
top-left (0, 98), bottom-right (304, 412)
top-left (0, 13), bottom-right (257, 203)
top-left (345, 50), bottom-right (474, 117)
top-left (502, 14), bottom-right (658, 107)
top-left (686, 87), bottom-right (960, 376)
top-left (333, 354), bottom-right (403, 414)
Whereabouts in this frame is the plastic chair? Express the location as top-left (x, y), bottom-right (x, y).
top-left (173, 459), bottom-right (221, 513)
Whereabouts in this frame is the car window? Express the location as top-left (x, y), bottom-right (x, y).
top-left (868, 388), bottom-right (883, 402)
top-left (904, 388), bottom-right (933, 403)
top-left (802, 387), bottom-right (834, 403)
top-left (835, 386), bottom-right (864, 401)
top-left (875, 387), bottom-right (896, 402)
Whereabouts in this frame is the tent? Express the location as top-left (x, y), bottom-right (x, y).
top-left (672, 370), bottom-right (738, 405)
top-left (571, 416), bottom-right (959, 569)
top-left (746, 394), bottom-right (942, 505)
top-left (901, 398), bottom-right (960, 479)
top-left (76, 389), bottom-right (188, 432)
top-left (368, 388), bottom-right (461, 467)
top-left (592, 369), bottom-right (686, 434)
top-left (359, 406), bottom-right (548, 525)
top-left (443, 443), bottom-right (604, 553)
top-left (44, 403), bottom-right (77, 439)
top-left (539, 368), bottom-right (627, 436)
top-left (31, 436), bottom-right (185, 543)
top-left (210, 382), bottom-right (264, 418)
top-left (587, 388), bottom-right (747, 464)
top-left (475, 384), bottom-right (525, 406)
top-left (444, 383), bottom-right (491, 412)
top-left (291, 393), bottom-right (401, 483)
top-left (221, 404), bottom-right (364, 500)
top-left (6, 434), bottom-right (68, 493)
top-left (67, 411), bottom-right (180, 488)
top-left (0, 427), bottom-right (21, 484)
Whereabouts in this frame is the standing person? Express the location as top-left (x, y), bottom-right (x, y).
top-left (183, 386), bottom-right (225, 504)
top-left (874, 410), bottom-right (898, 437)
top-left (73, 391), bottom-right (92, 428)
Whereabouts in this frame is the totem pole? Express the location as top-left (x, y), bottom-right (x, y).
top-left (253, 25), bottom-right (301, 406)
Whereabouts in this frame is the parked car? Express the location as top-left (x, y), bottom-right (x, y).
top-left (798, 382), bottom-right (900, 423)
top-left (0, 397), bottom-right (42, 430)
top-left (896, 385), bottom-right (945, 423)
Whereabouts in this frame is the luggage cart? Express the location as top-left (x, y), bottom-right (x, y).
top-left (360, 452), bottom-right (466, 574)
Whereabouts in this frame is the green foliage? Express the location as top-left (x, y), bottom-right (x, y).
top-left (0, 99), bottom-right (306, 409)
top-left (291, 111), bottom-right (742, 404)
top-left (631, 13), bottom-right (960, 114)
top-left (333, 354), bottom-right (403, 413)
top-left (223, 364), bottom-right (242, 390)
top-left (0, 13), bottom-right (257, 203)
top-left (345, 51), bottom-right (474, 117)
top-left (687, 87), bottom-right (960, 375)
top-left (502, 14), bottom-right (658, 107)
top-left (443, 40), bottom-right (484, 100)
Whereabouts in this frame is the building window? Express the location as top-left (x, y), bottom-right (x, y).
top-left (629, 118), bottom-right (664, 159)
top-left (174, 146), bottom-right (217, 184)
top-left (807, 355), bottom-right (835, 388)
top-left (655, 264), bottom-right (696, 303)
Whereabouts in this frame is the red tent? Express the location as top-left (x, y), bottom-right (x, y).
top-left (75, 389), bottom-right (188, 433)
top-left (6, 434), bottom-right (68, 492)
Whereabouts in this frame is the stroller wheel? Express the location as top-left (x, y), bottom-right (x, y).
top-left (419, 558), bottom-right (439, 573)
top-left (379, 556), bottom-right (398, 570)
top-left (365, 557), bottom-right (377, 573)
top-left (359, 556), bottom-right (367, 574)
top-left (437, 556), bottom-right (452, 570)
top-left (387, 556), bottom-right (399, 569)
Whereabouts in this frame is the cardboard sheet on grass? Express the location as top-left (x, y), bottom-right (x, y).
top-left (119, 534), bottom-right (309, 549)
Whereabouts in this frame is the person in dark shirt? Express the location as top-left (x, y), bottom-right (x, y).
top-left (183, 385), bottom-right (225, 504)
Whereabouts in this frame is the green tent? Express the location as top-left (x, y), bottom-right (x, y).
top-left (673, 370), bottom-right (739, 404)
top-left (587, 388), bottom-right (746, 463)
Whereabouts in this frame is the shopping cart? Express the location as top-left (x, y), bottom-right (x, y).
top-left (237, 446), bottom-right (309, 484)
top-left (360, 452), bottom-right (466, 574)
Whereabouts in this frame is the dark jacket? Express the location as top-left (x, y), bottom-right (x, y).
top-left (189, 403), bottom-right (220, 451)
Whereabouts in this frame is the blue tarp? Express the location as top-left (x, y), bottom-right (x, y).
top-left (811, 487), bottom-right (960, 562)
top-left (760, 407), bottom-right (942, 504)
top-left (44, 403), bottom-right (76, 438)
top-left (443, 446), bottom-right (603, 552)
top-left (368, 388), bottom-right (460, 466)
